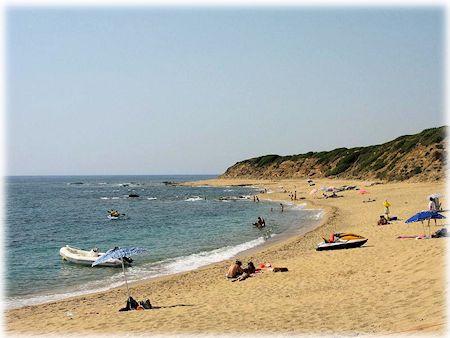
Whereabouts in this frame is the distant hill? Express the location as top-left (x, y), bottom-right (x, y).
top-left (220, 126), bottom-right (446, 182)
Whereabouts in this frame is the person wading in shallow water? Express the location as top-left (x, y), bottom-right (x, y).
top-left (280, 203), bottom-right (284, 212)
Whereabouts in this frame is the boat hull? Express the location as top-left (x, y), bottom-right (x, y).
top-left (60, 246), bottom-right (127, 267)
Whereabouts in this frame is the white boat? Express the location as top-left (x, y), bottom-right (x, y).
top-left (59, 245), bottom-right (130, 267)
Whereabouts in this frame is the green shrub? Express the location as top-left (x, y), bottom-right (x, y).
top-left (413, 167), bottom-right (422, 174)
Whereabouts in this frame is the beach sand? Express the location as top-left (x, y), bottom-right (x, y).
top-left (5, 178), bottom-right (447, 335)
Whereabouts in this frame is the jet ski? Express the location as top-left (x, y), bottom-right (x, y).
top-left (316, 232), bottom-right (368, 251)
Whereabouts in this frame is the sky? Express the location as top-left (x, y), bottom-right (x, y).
top-left (6, 7), bottom-right (444, 175)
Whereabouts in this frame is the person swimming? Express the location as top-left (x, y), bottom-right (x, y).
top-left (253, 217), bottom-right (266, 229)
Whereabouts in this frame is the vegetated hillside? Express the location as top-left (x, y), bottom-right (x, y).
top-left (221, 126), bottom-right (446, 182)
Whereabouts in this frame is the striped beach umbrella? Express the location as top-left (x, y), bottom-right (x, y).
top-left (93, 247), bottom-right (147, 299)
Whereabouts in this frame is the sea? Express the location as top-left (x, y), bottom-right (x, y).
top-left (5, 175), bottom-right (323, 309)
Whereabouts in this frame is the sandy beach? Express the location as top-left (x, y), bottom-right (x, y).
top-left (5, 178), bottom-right (446, 335)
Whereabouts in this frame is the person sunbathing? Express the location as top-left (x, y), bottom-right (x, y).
top-left (226, 260), bottom-right (244, 278)
top-left (243, 262), bottom-right (256, 274)
top-left (377, 215), bottom-right (389, 225)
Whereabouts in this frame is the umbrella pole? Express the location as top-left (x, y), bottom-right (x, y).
top-left (122, 259), bottom-right (131, 300)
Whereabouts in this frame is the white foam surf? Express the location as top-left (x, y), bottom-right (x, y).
top-left (185, 196), bottom-right (204, 202)
top-left (5, 236), bottom-right (268, 309)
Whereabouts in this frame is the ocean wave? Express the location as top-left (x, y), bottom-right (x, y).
top-left (288, 203), bottom-right (307, 210)
top-left (147, 197), bottom-right (157, 200)
top-left (100, 197), bottom-right (109, 200)
top-left (185, 196), bottom-right (204, 202)
top-left (310, 210), bottom-right (325, 220)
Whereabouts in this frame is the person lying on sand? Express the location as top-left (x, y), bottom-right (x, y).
top-left (226, 260), bottom-right (244, 278)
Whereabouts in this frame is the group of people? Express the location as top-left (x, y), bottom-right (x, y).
top-left (429, 196), bottom-right (442, 212)
top-left (288, 191), bottom-right (297, 201)
top-left (226, 260), bottom-right (256, 280)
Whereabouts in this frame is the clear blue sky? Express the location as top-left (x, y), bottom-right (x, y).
top-left (7, 7), bottom-right (444, 175)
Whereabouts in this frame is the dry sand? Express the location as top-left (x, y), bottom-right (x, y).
top-left (5, 178), bottom-right (447, 335)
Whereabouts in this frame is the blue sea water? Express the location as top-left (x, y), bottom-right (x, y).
top-left (5, 175), bottom-right (322, 308)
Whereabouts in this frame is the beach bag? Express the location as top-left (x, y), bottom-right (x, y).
top-left (432, 228), bottom-right (447, 238)
top-left (273, 267), bottom-right (289, 272)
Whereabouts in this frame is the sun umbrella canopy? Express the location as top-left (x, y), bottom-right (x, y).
top-left (358, 189), bottom-right (369, 194)
top-left (405, 211), bottom-right (445, 223)
top-left (92, 247), bottom-right (147, 267)
top-left (309, 189), bottom-right (318, 195)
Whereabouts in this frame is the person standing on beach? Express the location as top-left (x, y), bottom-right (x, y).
top-left (428, 197), bottom-right (438, 226)
top-left (294, 191), bottom-right (297, 200)
top-left (256, 196), bottom-right (259, 202)
top-left (383, 200), bottom-right (391, 220)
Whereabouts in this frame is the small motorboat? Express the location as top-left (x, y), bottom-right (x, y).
top-left (107, 209), bottom-right (127, 220)
top-left (128, 193), bottom-right (139, 198)
top-left (59, 245), bottom-right (132, 267)
top-left (316, 233), bottom-right (368, 251)
top-left (107, 214), bottom-right (128, 220)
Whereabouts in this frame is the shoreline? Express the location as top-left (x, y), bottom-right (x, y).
top-left (6, 194), bottom-right (324, 310)
top-left (6, 177), bottom-right (446, 335)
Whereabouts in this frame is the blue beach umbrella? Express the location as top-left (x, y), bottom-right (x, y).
top-left (405, 211), bottom-right (445, 237)
top-left (92, 247), bottom-right (147, 299)
top-left (405, 211), bottom-right (445, 223)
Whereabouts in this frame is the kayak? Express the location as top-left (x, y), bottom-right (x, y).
top-left (59, 245), bottom-right (131, 267)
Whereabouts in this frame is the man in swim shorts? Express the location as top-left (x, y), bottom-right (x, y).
top-left (226, 260), bottom-right (244, 278)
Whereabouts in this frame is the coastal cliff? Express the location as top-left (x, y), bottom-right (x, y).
top-left (221, 126), bottom-right (446, 182)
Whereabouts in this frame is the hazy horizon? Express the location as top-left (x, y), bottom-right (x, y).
top-left (7, 7), bottom-right (444, 175)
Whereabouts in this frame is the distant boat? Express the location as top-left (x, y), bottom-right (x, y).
top-left (128, 193), bottom-right (140, 198)
top-left (162, 181), bottom-right (178, 186)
